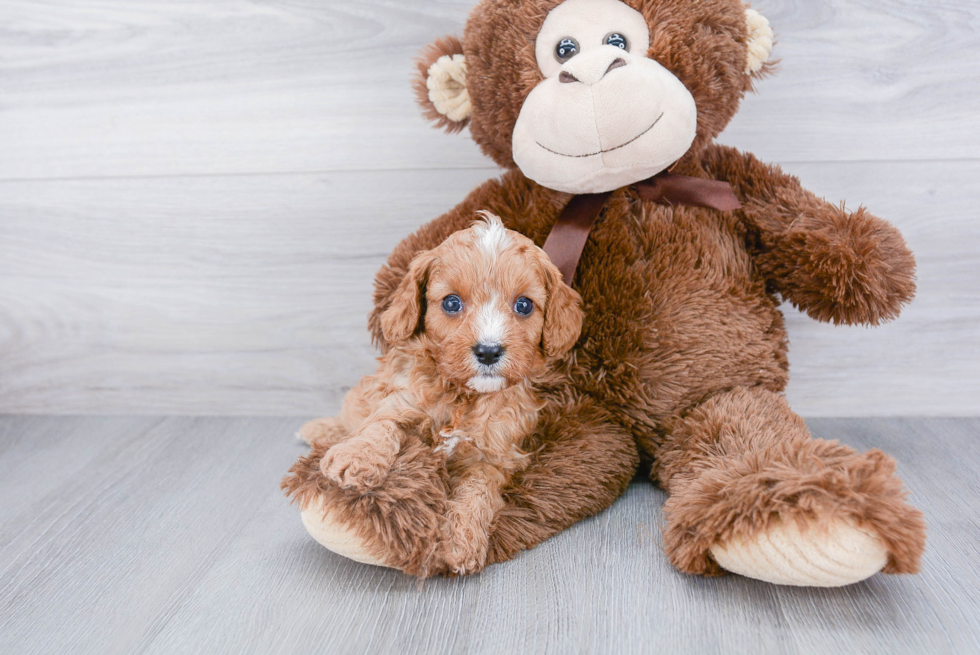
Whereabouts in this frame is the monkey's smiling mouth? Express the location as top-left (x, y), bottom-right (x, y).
top-left (535, 113), bottom-right (664, 158)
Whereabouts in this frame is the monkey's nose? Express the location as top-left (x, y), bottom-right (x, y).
top-left (472, 343), bottom-right (505, 366)
top-left (605, 58), bottom-right (627, 75)
top-left (559, 54), bottom-right (627, 85)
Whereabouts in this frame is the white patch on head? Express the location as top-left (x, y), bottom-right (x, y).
top-left (474, 294), bottom-right (507, 346)
top-left (472, 211), bottom-right (510, 259)
top-left (464, 213), bottom-right (515, 394)
top-left (467, 375), bottom-right (508, 393)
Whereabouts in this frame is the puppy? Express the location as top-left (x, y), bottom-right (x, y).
top-left (299, 212), bottom-right (584, 574)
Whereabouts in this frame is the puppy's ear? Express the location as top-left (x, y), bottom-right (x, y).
top-left (541, 256), bottom-right (585, 358)
top-left (381, 251), bottom-right (436, 343)
top-left (413, 35), bottom-right (470, 134)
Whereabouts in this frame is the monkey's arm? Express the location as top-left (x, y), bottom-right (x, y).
top-left (703, 144), bottom-right (916, 325)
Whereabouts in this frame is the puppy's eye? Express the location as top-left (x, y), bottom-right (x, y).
top-left (513, 297), bottom-right (534, 316)
top-left (441, 294), bottom-right (463, 314)
top-left (604, 33), bottom-right (629, 51)
top-left (555, 37), bottom-right (579, 62)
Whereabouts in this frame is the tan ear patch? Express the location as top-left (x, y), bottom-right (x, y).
top-left (427, 54), bottom-right (471, 123)
top-left (413, 35), bottom-right (470, 134)
top-left (744, 8), bottom-right (774, 74)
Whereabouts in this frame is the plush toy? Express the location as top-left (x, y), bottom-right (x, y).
top-left (284, 0), bottom-right (926, 585)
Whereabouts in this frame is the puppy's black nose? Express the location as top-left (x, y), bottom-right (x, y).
top-left (472, 343), bottom-right (504, 366)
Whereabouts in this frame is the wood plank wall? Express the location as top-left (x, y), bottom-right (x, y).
top-left (0, 0), bottom-right (977, 416)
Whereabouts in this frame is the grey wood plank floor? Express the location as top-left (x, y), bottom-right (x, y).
top-left (1, 416), bottom-right (978, 654)
top-left (1, 0), bottom-right (978, 416)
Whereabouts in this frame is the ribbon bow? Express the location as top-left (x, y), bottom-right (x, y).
top-left (542, 171), bottom-right (741, 284)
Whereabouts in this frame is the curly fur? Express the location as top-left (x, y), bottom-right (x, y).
top-left (285, 219), bottom-right (590, 575)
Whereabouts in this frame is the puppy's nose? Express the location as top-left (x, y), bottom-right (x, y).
top-left (472, 343), bottom-right (504, 366)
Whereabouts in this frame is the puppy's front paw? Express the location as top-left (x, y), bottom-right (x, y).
top-left (443, 518), bottom-right (490, 576)
top-left (298, 417), bottom-right (346, 447)
top-left (320, 440), bottom-right (393, 491)
top-left (444, 537), bottom-right (488, 576)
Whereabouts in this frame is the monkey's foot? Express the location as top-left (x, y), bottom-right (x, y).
top-left (283, 438), bottom-right (452, 577)
top-left (656, 388), bottom-right (925, 586)
top-left (300, 496), bottom-right (392, 568)
top-left (709, 516), bottom-right (887, 587)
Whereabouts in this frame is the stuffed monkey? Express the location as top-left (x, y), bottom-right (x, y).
top-left (284, 0), bottom-right (925, 585)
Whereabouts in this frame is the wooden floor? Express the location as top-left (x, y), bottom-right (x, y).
top-left (0, 416), bottom-right (978, 654)
top-left (1, 0), bottom-right (978, 417)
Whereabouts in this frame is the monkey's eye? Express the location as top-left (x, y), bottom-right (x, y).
top-left (555, 37), bottom-right (579, 62)
top-left (513, 297), bottom-right (534, 316)
top-left (442, 295), bottom-right (463, 314)
top-left (604, 33), bottom-right (629, 51)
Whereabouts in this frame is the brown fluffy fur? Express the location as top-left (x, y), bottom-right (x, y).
top-left (288, 219), bottom-right (587, 575)
top-left (285, 0), bottom-right (924, 577)
top-left (653, 387), bottom-right (926, 575)
top-left (283, 436), bottom-right (452, 577)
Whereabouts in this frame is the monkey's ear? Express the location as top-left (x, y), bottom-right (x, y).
top-left (413, 35), bottom-right (471, 133)
top-left (744, 8), bottom-right (774, 76)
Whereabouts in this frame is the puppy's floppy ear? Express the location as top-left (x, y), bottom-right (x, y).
top-left (381, 251), bottom-right (437, 343)
top-left (413, 35), bottom-right (471, 134)
top-left (540, 255), bottom-right (585, 358)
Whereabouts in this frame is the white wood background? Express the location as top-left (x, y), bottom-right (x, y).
top-left (0, 0), bottom-right (977, 416)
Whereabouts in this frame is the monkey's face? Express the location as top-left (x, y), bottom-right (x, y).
top-left (414, 0), bottom-right (773, 194)
top-left (512, 0), bottom-right (697, 193)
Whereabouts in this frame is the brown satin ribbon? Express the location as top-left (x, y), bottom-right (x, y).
top-left (543, 171), bottom-right (742, 284)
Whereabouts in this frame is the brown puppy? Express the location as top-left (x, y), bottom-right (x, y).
top-left (300, 212), bottom-right (583, 574)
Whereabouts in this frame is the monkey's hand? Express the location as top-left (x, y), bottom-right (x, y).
top-left (704, 144), bottom-right (915, 326)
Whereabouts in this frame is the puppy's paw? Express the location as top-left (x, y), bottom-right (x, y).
top-left (320, 440), bottom-right (393, 491)
top-left (298, 417), bottom-right (346, 447)
top-left (444, 543), bottom-right (486, 576)
top-left (443, 528), bottom-right (490, 576)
